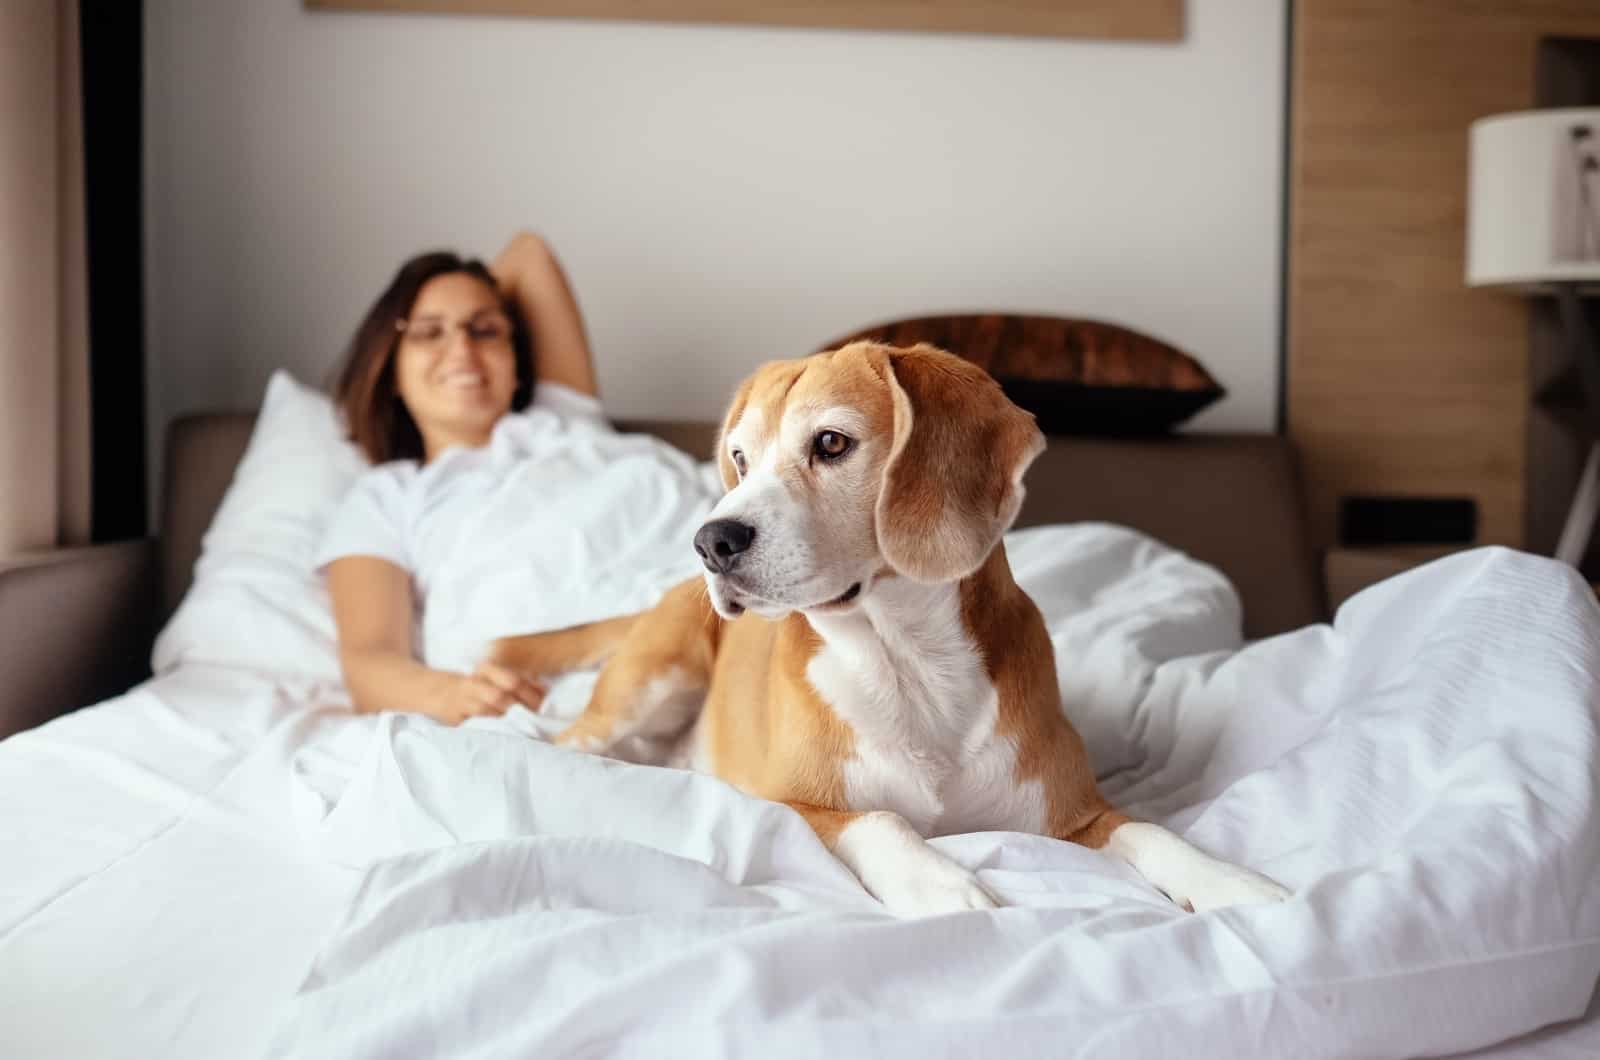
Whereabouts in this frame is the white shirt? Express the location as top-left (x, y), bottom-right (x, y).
top-left (316, 382), bottom-right (719, 673)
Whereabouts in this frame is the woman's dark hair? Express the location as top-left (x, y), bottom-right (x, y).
top-left (332, 251), bottom-right (535, 463)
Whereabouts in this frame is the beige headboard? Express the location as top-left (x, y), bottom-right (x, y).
top-left (161, 414), bottom-right (1324, 639)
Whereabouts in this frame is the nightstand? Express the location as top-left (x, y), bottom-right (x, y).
top-left (1324, 546), bottom-right (1465, 614)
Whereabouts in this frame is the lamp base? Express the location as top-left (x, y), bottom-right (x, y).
top-left (1556, 441), bottom-right (1600, 566)
top-left (1552, 285), bottom-right (1600, 570)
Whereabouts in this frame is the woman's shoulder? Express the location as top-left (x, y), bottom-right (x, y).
top-left (317, 458), bottom-right (423, 571)
top-left (340, 458), bottom-right (423, 508)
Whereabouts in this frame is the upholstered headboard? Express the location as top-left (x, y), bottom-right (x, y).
top-left (160, 414), bottom-right (1324, 639)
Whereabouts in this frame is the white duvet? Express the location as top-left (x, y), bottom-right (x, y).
top-left (4, 428), bottom-right (1600, 1057)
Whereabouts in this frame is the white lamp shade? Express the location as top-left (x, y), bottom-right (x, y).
top-left (1466, 107), bottom-right (1600, 291)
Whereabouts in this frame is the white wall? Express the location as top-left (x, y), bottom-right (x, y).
top-left (144, 0), bottom-right (1286, 490)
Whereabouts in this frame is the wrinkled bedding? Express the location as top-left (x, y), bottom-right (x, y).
top-left (4, 523), bottom-right (1598, 1058)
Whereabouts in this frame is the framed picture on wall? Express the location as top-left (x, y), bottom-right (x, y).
top-left (303, 0), bottom-right (1185, 42)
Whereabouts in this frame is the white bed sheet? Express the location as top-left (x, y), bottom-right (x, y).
top-left (3, 531), bottom-right (1599, 1059)
top-left (0, 666), bottom-right (364, 1057)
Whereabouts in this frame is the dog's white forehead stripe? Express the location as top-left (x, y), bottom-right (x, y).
top-left (782, 405), bottom-right (869, 443)
top-left (726, 407), bottom-right (765, 458)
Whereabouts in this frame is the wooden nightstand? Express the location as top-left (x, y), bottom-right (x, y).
top-left (1324, 546), bottom-right (1467, 614)
top-left (1327, 548), bottom-right (1600, 613)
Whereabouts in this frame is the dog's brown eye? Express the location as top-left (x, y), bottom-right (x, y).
top-left (730, 449), bottom-right (747, 478)
top-left (813, 431), bottom-right (852, 461)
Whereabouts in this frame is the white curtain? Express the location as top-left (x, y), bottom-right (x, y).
top-left (0, 0), bottom-right (89, 557)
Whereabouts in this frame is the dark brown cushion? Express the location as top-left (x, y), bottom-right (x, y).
top-left (820, 314), bottom-right (1225, 436)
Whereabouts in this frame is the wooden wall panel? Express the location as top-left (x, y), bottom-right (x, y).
top-left (1288, 1), bottom-right (1600, 553)
top-left (304, 0), bottom-right (1184, 42)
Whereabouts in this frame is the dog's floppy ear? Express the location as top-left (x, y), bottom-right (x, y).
top-left (714, 375), bottom-right (756, 492)
top-left (875, 343), bottom-right (1045, 583)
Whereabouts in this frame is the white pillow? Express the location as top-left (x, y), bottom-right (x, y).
top-left (152, 371), bottom-right (367, 681)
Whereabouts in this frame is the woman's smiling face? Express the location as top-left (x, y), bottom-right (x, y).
top-left (394, 271), bottom-right (520, 460)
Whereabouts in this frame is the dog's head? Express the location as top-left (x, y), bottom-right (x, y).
top-left (694, 341), bottom-right (1044, 619)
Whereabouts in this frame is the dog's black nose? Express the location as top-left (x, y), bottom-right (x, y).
top-left (694, 519), bottom-right (756, 574)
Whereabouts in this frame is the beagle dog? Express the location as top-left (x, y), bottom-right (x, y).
top-left (492, 341), bottom-right (1289, 917)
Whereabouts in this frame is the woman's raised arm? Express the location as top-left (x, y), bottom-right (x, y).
top-left (491, 231), bottom-right (599, 398)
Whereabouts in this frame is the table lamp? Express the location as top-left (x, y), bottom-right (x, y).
top-left (1466, 106), bottom-right (1600, 567)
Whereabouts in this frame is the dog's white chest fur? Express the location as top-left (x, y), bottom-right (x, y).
top-left (806, 581), bottom-right (1047, 838)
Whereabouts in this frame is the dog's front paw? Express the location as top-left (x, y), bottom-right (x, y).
top-left (873, 858), bottom-right (1000, 918)
top-left (834, 811), bottom-right (1001, 918)
top-left (1173, 864), bottom-right (1290, 912)
top-left (1107, 823), bottom-right (1291, 914)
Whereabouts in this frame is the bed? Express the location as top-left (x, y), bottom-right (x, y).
top-left (2, 370), bottom-right (1598, 1059)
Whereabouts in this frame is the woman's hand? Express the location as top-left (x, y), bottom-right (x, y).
top-left (430, 661), bottom-right (547, 725)
top-left (329, 553), bottom-right (552, 725)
